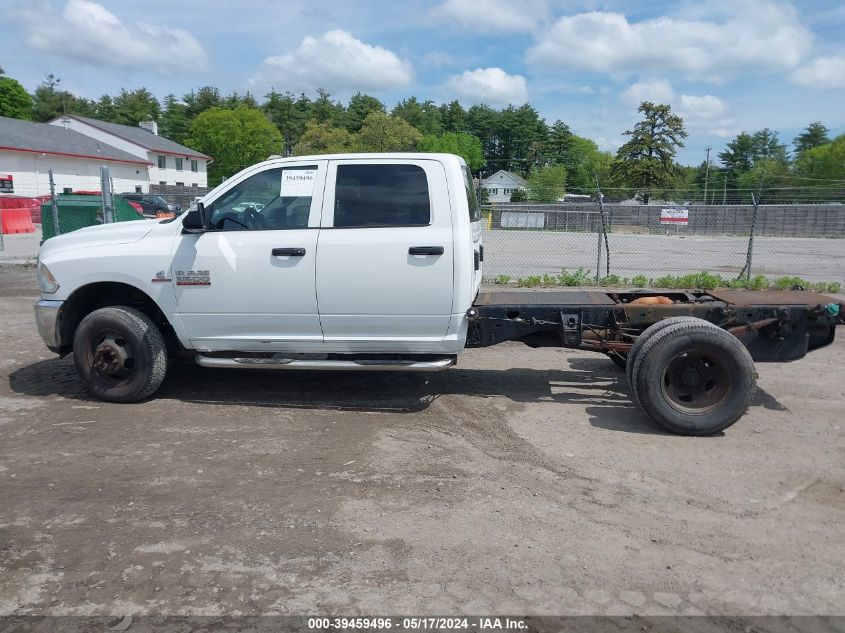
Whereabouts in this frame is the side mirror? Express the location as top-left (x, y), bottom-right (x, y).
top-left (182, 202), bottom-right (207, 233)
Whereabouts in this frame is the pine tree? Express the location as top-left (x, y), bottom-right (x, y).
top-left (793, 122), bottom-right (830, 160)
top-left (612, 101), bottom-right (688, 203)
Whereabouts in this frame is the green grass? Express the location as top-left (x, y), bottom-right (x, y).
top-left (497, 269), bottom-right (841, 293)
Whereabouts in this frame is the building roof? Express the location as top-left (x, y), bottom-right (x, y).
top-left (0, 116), bottom-right (152, 165)
top-left (481, 169), bottom-right (527, 187)
top-left (57, 114), bottom-right (210, 159)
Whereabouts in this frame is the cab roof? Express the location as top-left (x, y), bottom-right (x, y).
top-left (259, 153), bottom-right (466, 166)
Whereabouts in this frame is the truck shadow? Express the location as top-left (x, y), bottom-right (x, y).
top-left (8, 355), bottom-right (786, 435)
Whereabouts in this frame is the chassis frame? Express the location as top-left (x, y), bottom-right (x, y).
top-left (466, 288), bottom-right (844, 363)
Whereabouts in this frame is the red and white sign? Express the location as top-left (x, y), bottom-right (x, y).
top-left (0, 174), bottom-right (13, 194)
top-left (660, 208), bottom-right (689, 226)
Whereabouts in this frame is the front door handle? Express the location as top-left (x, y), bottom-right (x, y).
top-left (272, 247), bottom-right (306, 256)
top-left (409, 246), bottom-right (444, 255)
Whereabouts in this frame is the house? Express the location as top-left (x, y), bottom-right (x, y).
top-left (0, 115), bottom-right (153, 196)
top-left (49, 115), bottom-right (210, 190)
top-left (480, 170), bottom-right (527, 203)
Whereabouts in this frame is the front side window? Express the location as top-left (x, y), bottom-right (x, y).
top-left (190, 160), bottom-right (198, 172)
top-left (157, 155), bottom-right (166, 169)
top-left (175, 158), bottom-right (183, 171)
top-left (334, 164), bottom-right (430, 228)
top-left (207, 166), bottom-right (317, 231)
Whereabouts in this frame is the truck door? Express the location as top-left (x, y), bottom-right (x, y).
top-left (171, 160), bottom-right (327, 351)
top-left (316, 159), bottom-right (454, 345)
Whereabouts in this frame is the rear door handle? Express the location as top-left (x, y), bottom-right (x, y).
top-left (409, 246), bottom-right (444, 255)
top-left (272, 247), bottom-right (306, 256)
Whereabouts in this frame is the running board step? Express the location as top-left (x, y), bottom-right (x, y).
top-left (194, 355), bottom-right (455, 372)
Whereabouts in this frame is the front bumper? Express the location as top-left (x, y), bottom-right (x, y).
top-left (34, 299), bottom-right (64, 352)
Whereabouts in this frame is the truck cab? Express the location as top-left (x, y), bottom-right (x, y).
top-left (174, 153), bottom-right (482, 354)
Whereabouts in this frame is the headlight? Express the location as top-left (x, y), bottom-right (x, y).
top-left (37, 262), bottom-right (60, 294)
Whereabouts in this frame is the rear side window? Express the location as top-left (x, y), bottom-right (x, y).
top-left (334, 164), bottom-right (430, 228)
top-left (462, 165), bottom-right (480, 223)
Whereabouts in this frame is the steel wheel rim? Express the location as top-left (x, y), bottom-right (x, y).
top-left (660, 348), bottom-right (730, 415)
top-left (90, 329), bottom-right (136, 384)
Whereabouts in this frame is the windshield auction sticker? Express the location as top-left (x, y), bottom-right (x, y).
top-left (281, 169), bottom-right (317, 197)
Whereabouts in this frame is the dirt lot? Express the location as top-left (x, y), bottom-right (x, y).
top-left (1, 266), bottom-right (844, 616)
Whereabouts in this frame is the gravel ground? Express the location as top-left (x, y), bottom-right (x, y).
top-left (1, 266), bottom-right (844, 617)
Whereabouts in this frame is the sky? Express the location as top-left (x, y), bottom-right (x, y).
top-left (1, 0), bottom-right (844, 165)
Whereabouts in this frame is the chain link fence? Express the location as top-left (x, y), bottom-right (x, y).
top-left (0, 170), bottom-right (210, 264)
top-left (149, 183), bottom-right (211, 212)
top-left (4, 176), bottom-right (845, 288)
top-left (482, 203), bottom-right (845, 287)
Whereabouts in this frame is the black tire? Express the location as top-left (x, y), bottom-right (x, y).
top-left (626, 316), bottom-right (702, 403)
top-left (630, 319), bottom-right (756, 436)
top-left (73, 306), bottom-right (167, 403)
top-left (607, 351), bottom-right (628, 369)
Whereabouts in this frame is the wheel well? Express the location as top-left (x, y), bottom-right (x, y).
top-left (58, 282), bottom-right (183, 357)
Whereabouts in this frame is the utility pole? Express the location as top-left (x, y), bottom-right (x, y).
top-left (703, 147), bottom-right (711, 205)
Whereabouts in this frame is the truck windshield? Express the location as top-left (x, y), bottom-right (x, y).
top-left (462, 165), bottom-right (480, 224)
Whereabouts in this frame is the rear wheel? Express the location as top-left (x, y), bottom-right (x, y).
top-left (630, 319), bottom-right (756, 436)
top-left (625, 316), bottom-right (702, 404)
top-left (73, 306), bottom-right (167, 403)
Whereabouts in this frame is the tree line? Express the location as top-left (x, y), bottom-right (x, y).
top-left (0, 68), bottom-right (842, 203)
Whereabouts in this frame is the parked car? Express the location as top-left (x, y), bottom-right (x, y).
top-left (119, 194), bottom-right (180, 217)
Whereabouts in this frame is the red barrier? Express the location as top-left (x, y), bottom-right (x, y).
top-left (1, 207), bottom-right (36, 234)
top-left (1, 196), bottom-right (40, 232)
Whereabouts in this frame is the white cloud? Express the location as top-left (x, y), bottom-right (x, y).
top-left (620, 78), bottom-right (674, 106)
top-left (526, 2), bottom-right (812, 76)
top-left (676, 93), bottom-right (734, 136)
top-left (445, 68), bottom-right (528, 105)
top-left (790, 54), bottom-right (845, 89)
top-left (619, 78), bottom-right (734, 136)
top-left (432, 0), bottom-right (547, 33)
top-left (258, 30), bottom-right (413, 93)
top-left (15, 0), bottom-right (208, 75)
top-left (678, 94), bottom-right (727, 122)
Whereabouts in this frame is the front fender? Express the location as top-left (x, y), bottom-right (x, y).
top-left (39, 225), bottom-right (194, 351)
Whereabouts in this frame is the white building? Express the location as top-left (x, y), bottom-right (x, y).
top-left (0, 116), bottom-right (153, 196)
top-left (480, 170), bottom-right (527, 203)
top-left (50, 115), bottom-right (210, 190)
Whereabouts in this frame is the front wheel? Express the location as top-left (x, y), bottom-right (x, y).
top-left (630, 319), bottom-right (756, 436)
top-left (73, 306), bottom-right (167, 403)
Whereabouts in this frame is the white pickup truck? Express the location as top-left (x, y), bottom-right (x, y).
top-left (34, 153), bottom-right (844, 436)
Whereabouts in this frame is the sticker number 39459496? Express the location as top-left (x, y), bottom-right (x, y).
top-left (280, 170), bottom-right (316, 197)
